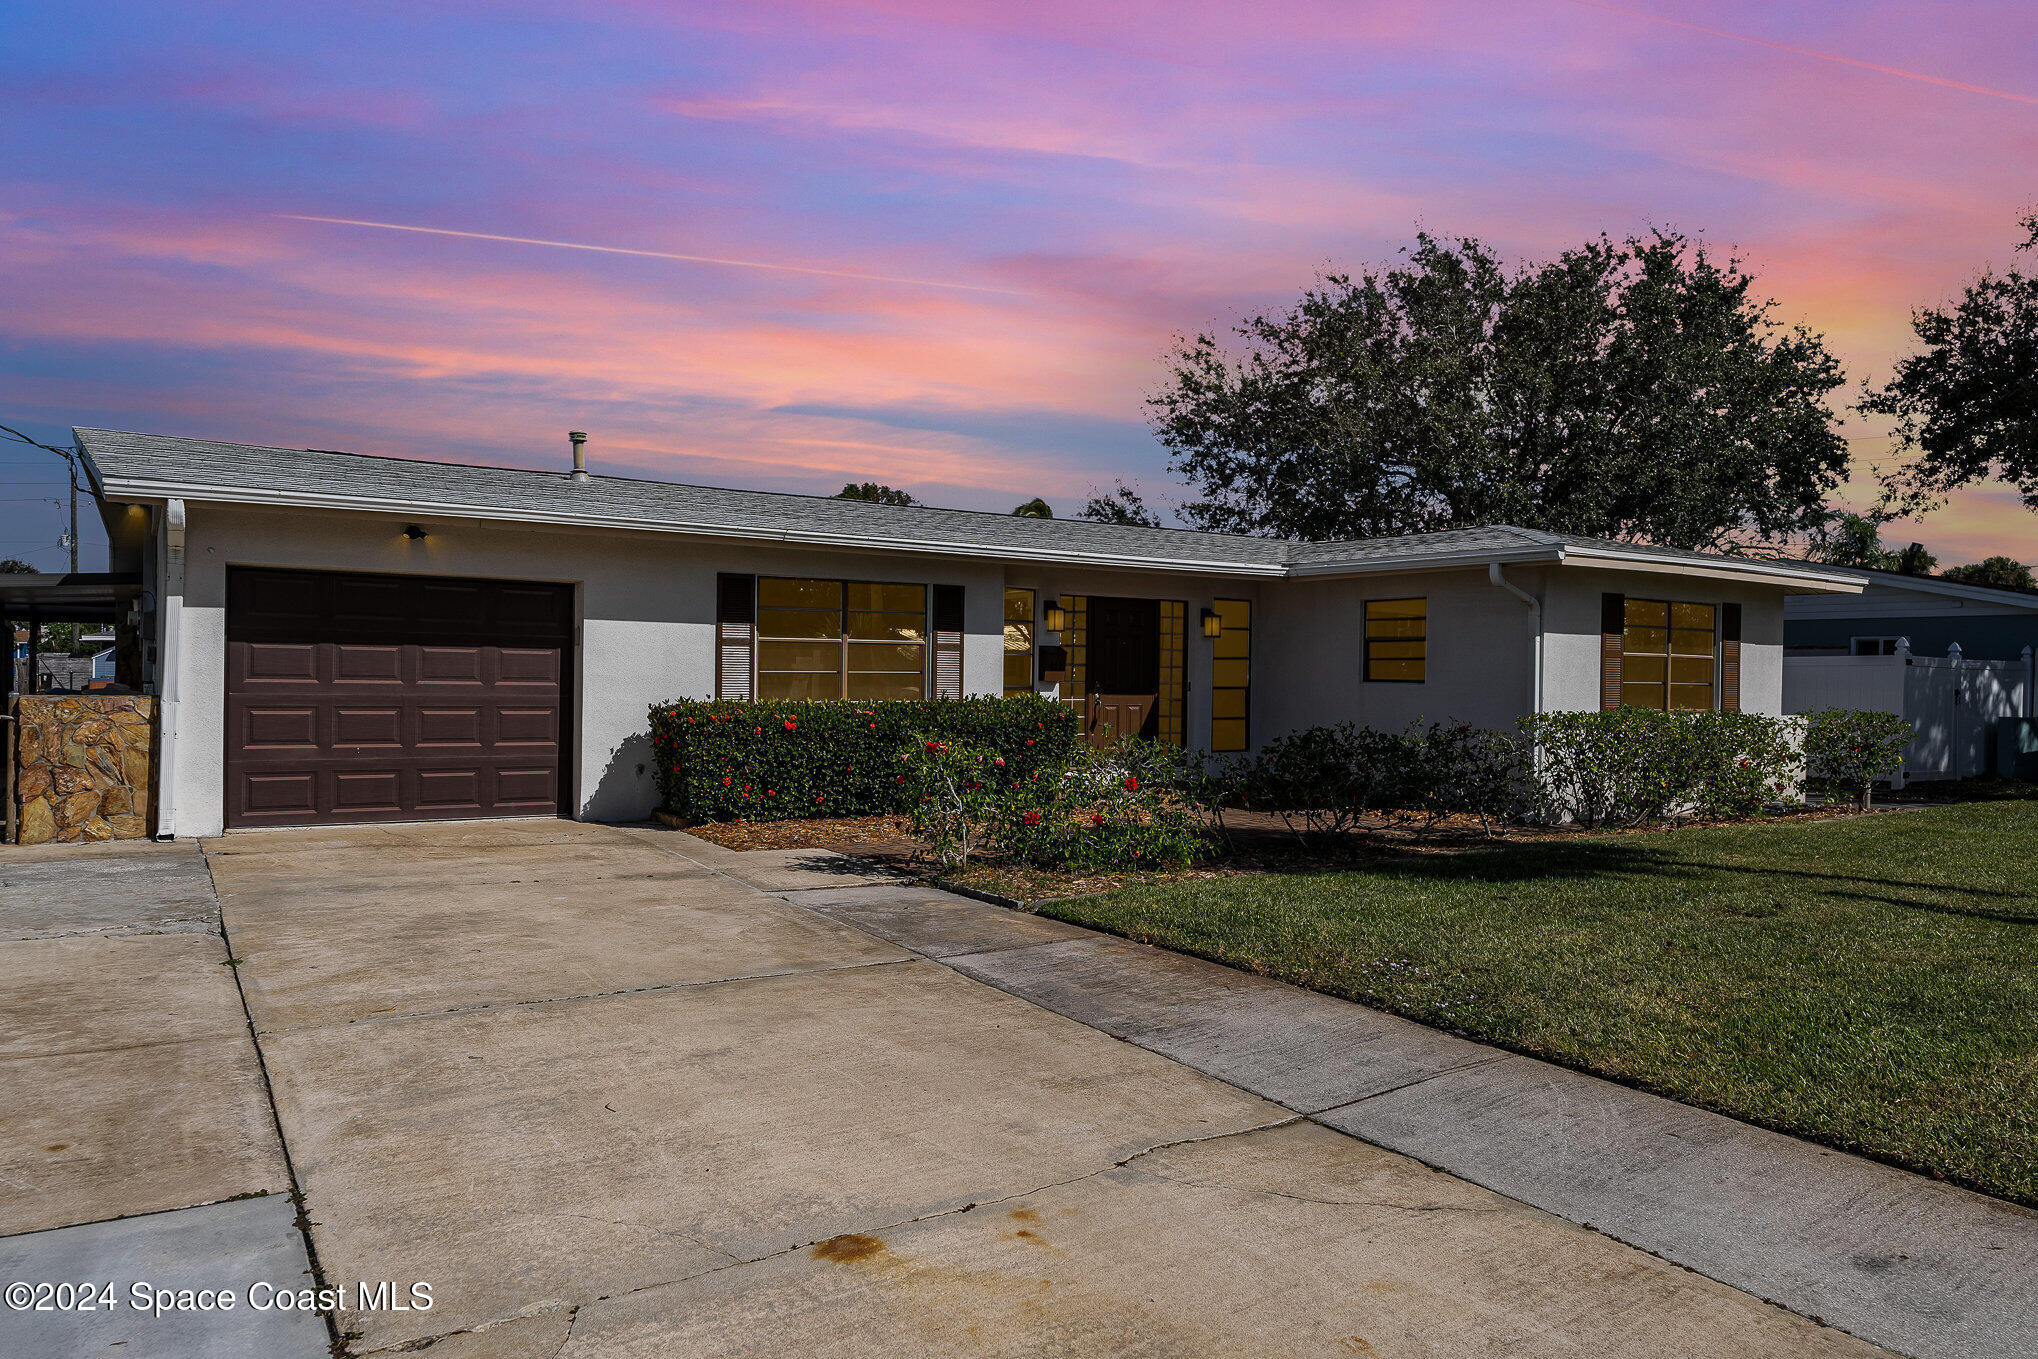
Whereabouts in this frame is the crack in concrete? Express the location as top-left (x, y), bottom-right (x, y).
top-left (503, 1116), bottom-right (1307, 1332)
top-left (1297, 1053), bottom-right (1519, 1116)
top-left (1137, 1165), bottom-right (1502, 1215)
top-left (351, 1302), bottom-right (581, 1357)
top-left (201, 849), bottom-right (346, 1359)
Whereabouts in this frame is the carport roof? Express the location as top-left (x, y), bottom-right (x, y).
top-left (0, 572), bottom-right (140, 625)
top-left (75, 427), bottom-right (1862, 591)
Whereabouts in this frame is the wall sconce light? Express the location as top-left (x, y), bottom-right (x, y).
top-left (1043, 601), bottom-right (1068, 632)
top-left (1200, 608), bottom-right (1222, 639)
top-left (403, 524), bottom-right (429, 541)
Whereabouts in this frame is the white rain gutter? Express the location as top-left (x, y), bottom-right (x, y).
top-left (1489, 561), bottom-right (1543, 715)
top-left (155, 499), bottom-right (185, 840)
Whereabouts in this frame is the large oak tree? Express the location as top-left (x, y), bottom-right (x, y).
top-left (1868, 215), bottom-right (2038, 516)
top-left (1148, 232), bottom-right (1851, 550)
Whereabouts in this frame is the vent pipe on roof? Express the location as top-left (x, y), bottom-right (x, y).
top-left (568, 430), bottom-right (589, 482)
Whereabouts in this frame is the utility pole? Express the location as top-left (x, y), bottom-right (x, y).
top-left (0, 422), bottom-right (78, 572)
top-left (65, 458), bottom-right (77, 572)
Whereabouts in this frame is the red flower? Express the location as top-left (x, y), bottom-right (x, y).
top-left (784, 719), bottom-right (798, 730)
top-left (1090, 812), bottom-right (1104, 825)
top-left (1025, 738), bottom-right (1034, 746)
top-left (994, 757), bottom-right (1006, 767)
top-left (720, 776), bottom-right (732, 786)
top-left (815, 795), bottom-right (826, 805)
top-left (1023, 811), bottom-right (1042, 826)
top-left (1123, 776), bottom-right (1140, 791)
top-left (766, 789), bottom-right (777, 798)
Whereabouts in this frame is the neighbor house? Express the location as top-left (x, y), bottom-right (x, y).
top-left (67, 428), bottom-right (1861, 838)
top-left (1785, 565), bottom-right (2038, 662)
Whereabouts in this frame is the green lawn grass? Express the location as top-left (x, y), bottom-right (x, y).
top-left (1039, 795), bottom-right (2038, 1205)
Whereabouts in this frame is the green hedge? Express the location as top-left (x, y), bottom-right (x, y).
top-left (649, 695), bottom-right (1082, 822)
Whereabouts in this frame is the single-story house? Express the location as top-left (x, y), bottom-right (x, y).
top-left (1785, 565), bottom-right (2038, 661)
top-left (72, 428), bottom-right (1862, 838)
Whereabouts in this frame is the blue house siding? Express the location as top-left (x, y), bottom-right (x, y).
top-left (1786, 613), bottom-right (2038, 662)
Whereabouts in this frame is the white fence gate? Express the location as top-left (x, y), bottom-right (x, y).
top-left (1783, 644), bottom-right (2036, 784)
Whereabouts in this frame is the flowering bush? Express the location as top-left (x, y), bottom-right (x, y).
top-left (995, 738), bottom-right (1213, 872)
top-left (1800, 707), bottom-right (1914, 809)
top-left (901, 734), bottom-right (1007, 866)
top-left (648, 695), bottom-right (1079, 823)
top-left (898, 734), bottom-right (1212, 872)
top-left (1518, 709), bottom-right (1799, 828)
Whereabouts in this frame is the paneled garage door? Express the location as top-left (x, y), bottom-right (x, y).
top-left (224, 567), bottom-right (572, 828)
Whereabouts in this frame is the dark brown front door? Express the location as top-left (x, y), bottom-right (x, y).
top-left (1085, 596), bottom-right (1160, 745)
top-left (224, 567), bottom-right (572, 829)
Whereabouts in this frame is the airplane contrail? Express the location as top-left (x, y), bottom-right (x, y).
top-left (274, 214), bottom-right (1027, 296)
top-left (1559, 0), bottom-right (2038, 107)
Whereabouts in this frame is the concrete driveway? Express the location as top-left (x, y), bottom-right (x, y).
top-left (0, 839), bottom-right (326, 1359)
top-left (188, 820), bottom-right (1890, 1359)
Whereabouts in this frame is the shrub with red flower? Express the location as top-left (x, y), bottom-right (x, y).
top-left (646, 695), bottom-right (1078, 824)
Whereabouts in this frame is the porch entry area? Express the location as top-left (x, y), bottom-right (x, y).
top-left (1057, 594), bottom-right (1186, 748)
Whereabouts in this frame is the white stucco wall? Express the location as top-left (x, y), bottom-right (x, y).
top-left (1540, 567), bottom-right (1786, 716)
top-left (166, 503), bottom-right (1005, 837)
top-left (152, 502), bottom-right (1798, 835)
top-left (1254, 565), bottom-right (1546, 737)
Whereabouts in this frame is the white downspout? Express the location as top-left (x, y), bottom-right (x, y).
top-left (1489, 561), bottom-right (1543, 715)
top-left (156, 499), bottom-right (185, 840)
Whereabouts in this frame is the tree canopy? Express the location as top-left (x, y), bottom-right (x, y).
top-left (1940, 556), bottom-right (2036, 593)
top-left (1148, 231), bottom-right (1851, 550)
top-left (1803, 513), bottom-right (1935, 575)
top-left (1011, 497), bottom-right (1055, 518)
top-left (1868, 215), bottom-right (2038, 516)
top-left (1077, 481), bottom-right (1162, 528)
top-left (836, 482), bottom-right (917, 506)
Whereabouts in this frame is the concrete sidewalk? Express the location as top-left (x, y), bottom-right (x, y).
top-left (762, 861), bottom-right (2038, 1359)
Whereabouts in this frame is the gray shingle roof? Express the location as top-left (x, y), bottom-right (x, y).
top-left (73, 427), bottom-right (1859, 588)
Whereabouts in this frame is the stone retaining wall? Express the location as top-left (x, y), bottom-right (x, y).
top-left (11, 695), bottom-right (156, 844)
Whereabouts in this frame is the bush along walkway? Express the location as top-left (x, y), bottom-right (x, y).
top-left (671, 827), bottom-right (2038, 1359)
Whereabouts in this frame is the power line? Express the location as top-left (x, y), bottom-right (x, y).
top-left (0, 422), bottom-right (78, 572)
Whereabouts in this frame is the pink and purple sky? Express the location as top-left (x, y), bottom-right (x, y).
top-left (5, 0), bottom-right (2035, 569)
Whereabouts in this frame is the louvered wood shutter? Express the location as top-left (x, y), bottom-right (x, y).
top-left (1599, 593), bottom-right (1625, 711)
top-left (716, 573), bottom-right (754, 699)
top-left (1720, 602), bottom-right (1742, 712)
top-left (931, 584), bottom-right (964, 699)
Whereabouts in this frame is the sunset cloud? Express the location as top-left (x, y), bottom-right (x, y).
top-left (3, 0), bottom-right (2033, 567)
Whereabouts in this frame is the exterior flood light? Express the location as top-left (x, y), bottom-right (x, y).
top-left (1043, 602), bottom-right (1068, 632)
top-left (1201, 607), bottom-right (1221, 639)
top-left (404, 524), bottom-right (429, 541)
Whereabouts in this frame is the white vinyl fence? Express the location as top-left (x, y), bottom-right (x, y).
top-left (1783, 642), bottom-right (2037, 785)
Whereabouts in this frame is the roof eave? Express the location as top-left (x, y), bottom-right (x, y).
top-left (1283, 543), bottom-right (1562, 578)
top-left (1817, 565), bottom-right (2038, 609)
top-left (1556, 544), bottom-right (1865, 594)
top-left (91, 477), bottom-right (1291, 578)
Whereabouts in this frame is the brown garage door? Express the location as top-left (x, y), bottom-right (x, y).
top-left (225, 567), bottom-right (572, 829)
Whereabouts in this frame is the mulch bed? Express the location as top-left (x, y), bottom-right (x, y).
top-left (671, 798), bottom-right (1908, 904)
